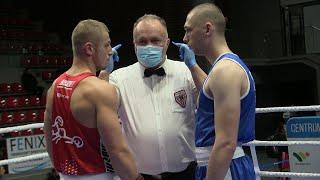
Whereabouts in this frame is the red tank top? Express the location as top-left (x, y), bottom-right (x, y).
top-left (51, 72), bottom-right (114, 175)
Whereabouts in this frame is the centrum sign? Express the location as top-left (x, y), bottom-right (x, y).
top-left (287, 116), bottom-right (320, 180)
top-left (289, 122), bottom-right (320, 136)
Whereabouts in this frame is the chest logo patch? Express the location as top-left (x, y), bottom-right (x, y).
top-left (174, 90), bottom-right (187, 108)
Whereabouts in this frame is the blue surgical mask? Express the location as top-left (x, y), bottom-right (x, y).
top-left (136, 45), bottom-right (163, 68)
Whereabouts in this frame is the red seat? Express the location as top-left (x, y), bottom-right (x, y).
top-left (50, 56), bottom-right (59, 66)
top-left (26, 110), bottom-right (38, 122)
top-left (13, 111), bottom-right (26, 123)
top-left (29, 96), bottom-right (40, 106)
top-left (44, 44), bottom-right (59, 53)
top-left (1, 112), bottom-right (13, 124)
top-left (21, 56), bottom-right (39, 67)
top-left (38, 109), bottom-right (45, 121)
top-left (6, 96), bottom-right (18, 108)
top-left (66, 57), bottom-right (72, 65)
top-left (10, 131), bottom-right (20, 137)
top-left (33, 128), bottom-right (43, 135)
top-left (60, 56), bottom-right (72, 66)
top-left (11, 82), bottom-right (24, 93)
top-left (40, 95), bottom-right (46, 106)
top-left (0, 83), bottom-right (11, 94)
top-left (41, 71), bottom-right (50, 80)
top-left (41, 71), bottom-right (56, 81)
top-left (39, 56), bottom-right (52, 66)
top-left (60, 57), bottom-right (68, 65)
top-left (51, 56), bottom-right (60, 66)
top-left (56, 57), bottom-right (64, 65)
top-left (20, 129), bottom-right (32, 136)
top-left (0, 97), bottom-right (6, 108)
top-left (17, 96), bottom-right (30, 107)
top-left (27, 43), bottom-right (40, 54)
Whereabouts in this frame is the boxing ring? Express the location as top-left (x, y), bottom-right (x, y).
top-left (1, 105), bottom-right (320, 179)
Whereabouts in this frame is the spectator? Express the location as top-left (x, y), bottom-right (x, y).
top-left (21, 68), bottom-right (44, 95)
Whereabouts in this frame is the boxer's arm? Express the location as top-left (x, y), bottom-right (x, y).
top-left (109, 73), bottom-right (121, 109)
top-left (44, 84), bottom-right (54, 165)
top-left (95, 81), bottom-right (139, 180)
top-left (189, 64), bottom-right (207, 92)
top-left (206, 61), bottom-right (242, 179)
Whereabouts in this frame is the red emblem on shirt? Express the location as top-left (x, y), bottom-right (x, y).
top-left (174, 90), bottom-right (187, 108)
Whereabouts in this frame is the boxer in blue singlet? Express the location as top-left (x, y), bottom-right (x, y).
top-left (194, 53), bottom-right (256, 180)
top-left (174, 3), bottom-right (256, 180)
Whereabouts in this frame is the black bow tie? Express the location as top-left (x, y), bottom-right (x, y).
top-left (144, 67), bottom-right (166, 77)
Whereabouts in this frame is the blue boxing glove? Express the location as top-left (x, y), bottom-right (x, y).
top-left (105, 44), bottom-right (122, 73)
top-left (172, 41), bottom-right (197, 68)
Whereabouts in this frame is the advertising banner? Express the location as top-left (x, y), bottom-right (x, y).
top-left (287, 116), bottom-right (320, 180)
top-left (6, 134), bottom-right (52, 174)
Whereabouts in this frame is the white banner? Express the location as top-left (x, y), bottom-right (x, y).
top-left (6, 134), bottom-right (52, 174)
top-left (287, 116), bottom-right (320, 180)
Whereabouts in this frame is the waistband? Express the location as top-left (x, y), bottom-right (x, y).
top-left (196, 145), bottom-right (245, 167)
top-left (59, 173), bottom-right (120, 180)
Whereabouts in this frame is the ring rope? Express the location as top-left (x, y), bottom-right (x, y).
top-left (1, 105), bottom-right (319, 134)
top-left (243, 140), bottom-right (320, 146)
top-left (245, 140), bottom-right (320, 179)
top-left (0, 123), bottom-right (43, 134)
top-left (256, 105), bottom-right (320, 113)
top-left (0, 152), bottom-right (48, 166)
top-left (1, 105), bottom-right (320, 178)
top-left (257, 171), bottom-right (320, 178)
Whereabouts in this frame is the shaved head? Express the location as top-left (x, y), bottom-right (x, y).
top-left (189, 3), bottom-right (226, 34)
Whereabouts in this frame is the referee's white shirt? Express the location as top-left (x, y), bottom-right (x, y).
top-left (109, 59), bottom-right (196, 175)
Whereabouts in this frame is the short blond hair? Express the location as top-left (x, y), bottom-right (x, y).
top-left (71, 19), bottom-right (109, 56)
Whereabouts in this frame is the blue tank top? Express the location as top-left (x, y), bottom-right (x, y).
top-left (195, 53), bottom-right (256, 147)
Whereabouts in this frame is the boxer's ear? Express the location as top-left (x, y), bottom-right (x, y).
top-left (83, 42), bottom-right (94, 56)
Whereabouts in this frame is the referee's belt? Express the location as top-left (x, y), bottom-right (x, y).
top-left (195, 145), bottom-right (245, 167)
